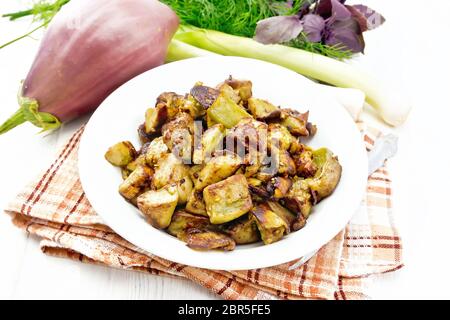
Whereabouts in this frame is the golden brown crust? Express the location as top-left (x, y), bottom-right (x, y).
top-left (203, 174), bottom-right (253, 224)
top-left (251, 203), bottom-right (288, 245)
top-left (137, 185), bottom-right (178, 229)
top-left (186, 230), bottom-right (236, 251)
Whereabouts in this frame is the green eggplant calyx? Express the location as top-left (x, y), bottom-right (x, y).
top-left (0, 96), bottom-right (61, 135)
top-left (18, 95), bottom-right (62, 133)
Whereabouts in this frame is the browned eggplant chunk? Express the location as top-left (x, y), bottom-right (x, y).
top-left (186, 229), bottom-right (236, 251)
top-left (220, 215), bottom-right (260, 244)
top-left (267, 177), bottom-right (292, 199)
top-left (167, 210), bottom-right (211, 240)
top-left (224, 77), bottom-right (253, 102)
top-left (190, 85), bottom-right (220, 108)
top-left (203, 174), bottom-right (253, 224)
top-left (137, 184), bottom-right (178, 229)
top-left (251, 203), bottom-right (288, 245)
top-left (105, 141), bottom-right (137, 167)
top-left (119, 165), bottom-right (153, 200)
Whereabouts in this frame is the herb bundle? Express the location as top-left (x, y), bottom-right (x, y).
top-left (1, 0), bottom-right (367, 59)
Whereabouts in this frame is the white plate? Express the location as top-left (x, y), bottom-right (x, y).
top-left (79, 56), bottom-right (367, 270)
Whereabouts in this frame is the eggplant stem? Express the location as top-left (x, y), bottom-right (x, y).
top-left (0, 109), bottom-right (26, 135)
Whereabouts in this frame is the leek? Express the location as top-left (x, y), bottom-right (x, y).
top-left (166, 39), bottom-right (216, 62)
top-left (168, 26), bottom-right (411, 126)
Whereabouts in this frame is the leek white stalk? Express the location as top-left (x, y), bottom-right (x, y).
top-left (170, 26), bottom-right (411, 126)
top-left (166, 39), bottom-right (216, 62)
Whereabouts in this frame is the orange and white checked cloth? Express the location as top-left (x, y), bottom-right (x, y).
top-left (4, 123), bottom-right (403, 300)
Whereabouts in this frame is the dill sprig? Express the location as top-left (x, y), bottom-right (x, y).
top-left (288, 35), bottom-right (353, 60)
top-left (0, 0), bottom-right (68, 49)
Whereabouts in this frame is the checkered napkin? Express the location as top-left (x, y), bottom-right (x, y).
top-left (4, 123), bottom-right (403, 300)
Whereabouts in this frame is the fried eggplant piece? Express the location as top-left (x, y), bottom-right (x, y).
top-left (161, 112), bottom-right (194, 162)
top-left (308, 148), bottom-right (342, 202)
top-left (284, 177), bottom-right (313, 220)
top-left (156, 92), bottom-right (184, 119)
top-left (119, 165), bottom-right (153, 200)
top-left (267, 177), bottom-right (292, 199)
top-left (280, 109), bottom-right (311, 137)
top-left (137, 185), bottom-right (179, 229)
top-left (186, 229), bottom-right (236, 251)
top-left (226, 118), bottom-right (268, 155)
top-left (192, 124), bottom-right (226, 164)
top-left (105, 141), bottom-right (137, 167)
top-left (227, 119), bottom-right (269, 178)
top-left (176, 176), bottom-right (194, 205)
top-left (248, 184), bottom-right (270, 203)
top-left (255, 163), bottom-right (278, 183)
top-left (167, 210), bottom-right (210, 240)
top-left (180, 94), bottom-right (206, 118)
top-left (260, 144), bottom-right (296, 178)
top-left (190, 85), bottom-right (219, 109)
top-left (125, 154), bottom-right (147, 173)
top-left (266, 201), bottom-right (303, 232)
top-left (268, 123), bottom-right (295, 151)
top-left (293, 146), bottom-right (317, 178)
top-left (185, 190), bottom-right (208, 216)
top-left (152, 153), bottom-right (190, 190)
top-left (207, 94), bottom-right (251, 129)
top-left (203, 174), bottom-right (253, 224)
top-left (144, 107), bottom-right (167, 134)
top-left (138, 124), bottom-right (154, 144)
top-left (121, 168), bottom-right (131, 180)
top-left (274, 149), bottom-right (296, 176)
top-left (216, 83), bottom-right (241, 104)
top-left (144, 92), bottom-right (185, 134)
top-left (224, 77), bottom-right (253, 102)
top-left (244, 160), bottom-right (262, 178)
top-left (205, 111), bottom-right (218, 128)
top-left (247, 177), bottom-right (263, 188)
top-left (220, 215), bottom-right (260, 244)
top-left (155, 92), bottom-right (185, 120)
top-left (248, 98), bottom-right (280, 120)
top-left (251, 203), bottom-right (288, 245)
top-left (307, 122), bottom-right (317, 136)
top-left (193, 153), bottom-right (242, 191)
top-left (189, 164), bottom-right (202, 180)
top-left (143, 137), bottom-right (169, 166)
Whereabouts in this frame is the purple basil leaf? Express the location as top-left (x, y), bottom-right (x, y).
top-left (302, 14), bottom-right (325, 42)
top-left (345, 5), bottom-right (368, 32)
top-left (315, 0), bottom-right (348, 19)
top-left (254, 15), bottom-right (303, 45)
top-left (325, 18), bottom-right (365, 53)
top-left (329, 0), bottom-right (352, 22)
top-left (352, 4), bottom-right (385, 30)
top-left (315, 0), bottom-right (333, 18)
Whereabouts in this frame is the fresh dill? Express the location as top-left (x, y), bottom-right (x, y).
top-left (288, 35), bottom-right (353, 60)
top-left (160, 0), bottom-right (303, 38)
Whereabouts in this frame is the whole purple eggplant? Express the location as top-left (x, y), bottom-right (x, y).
top-left (0, 0), bottom-right (179, 134)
